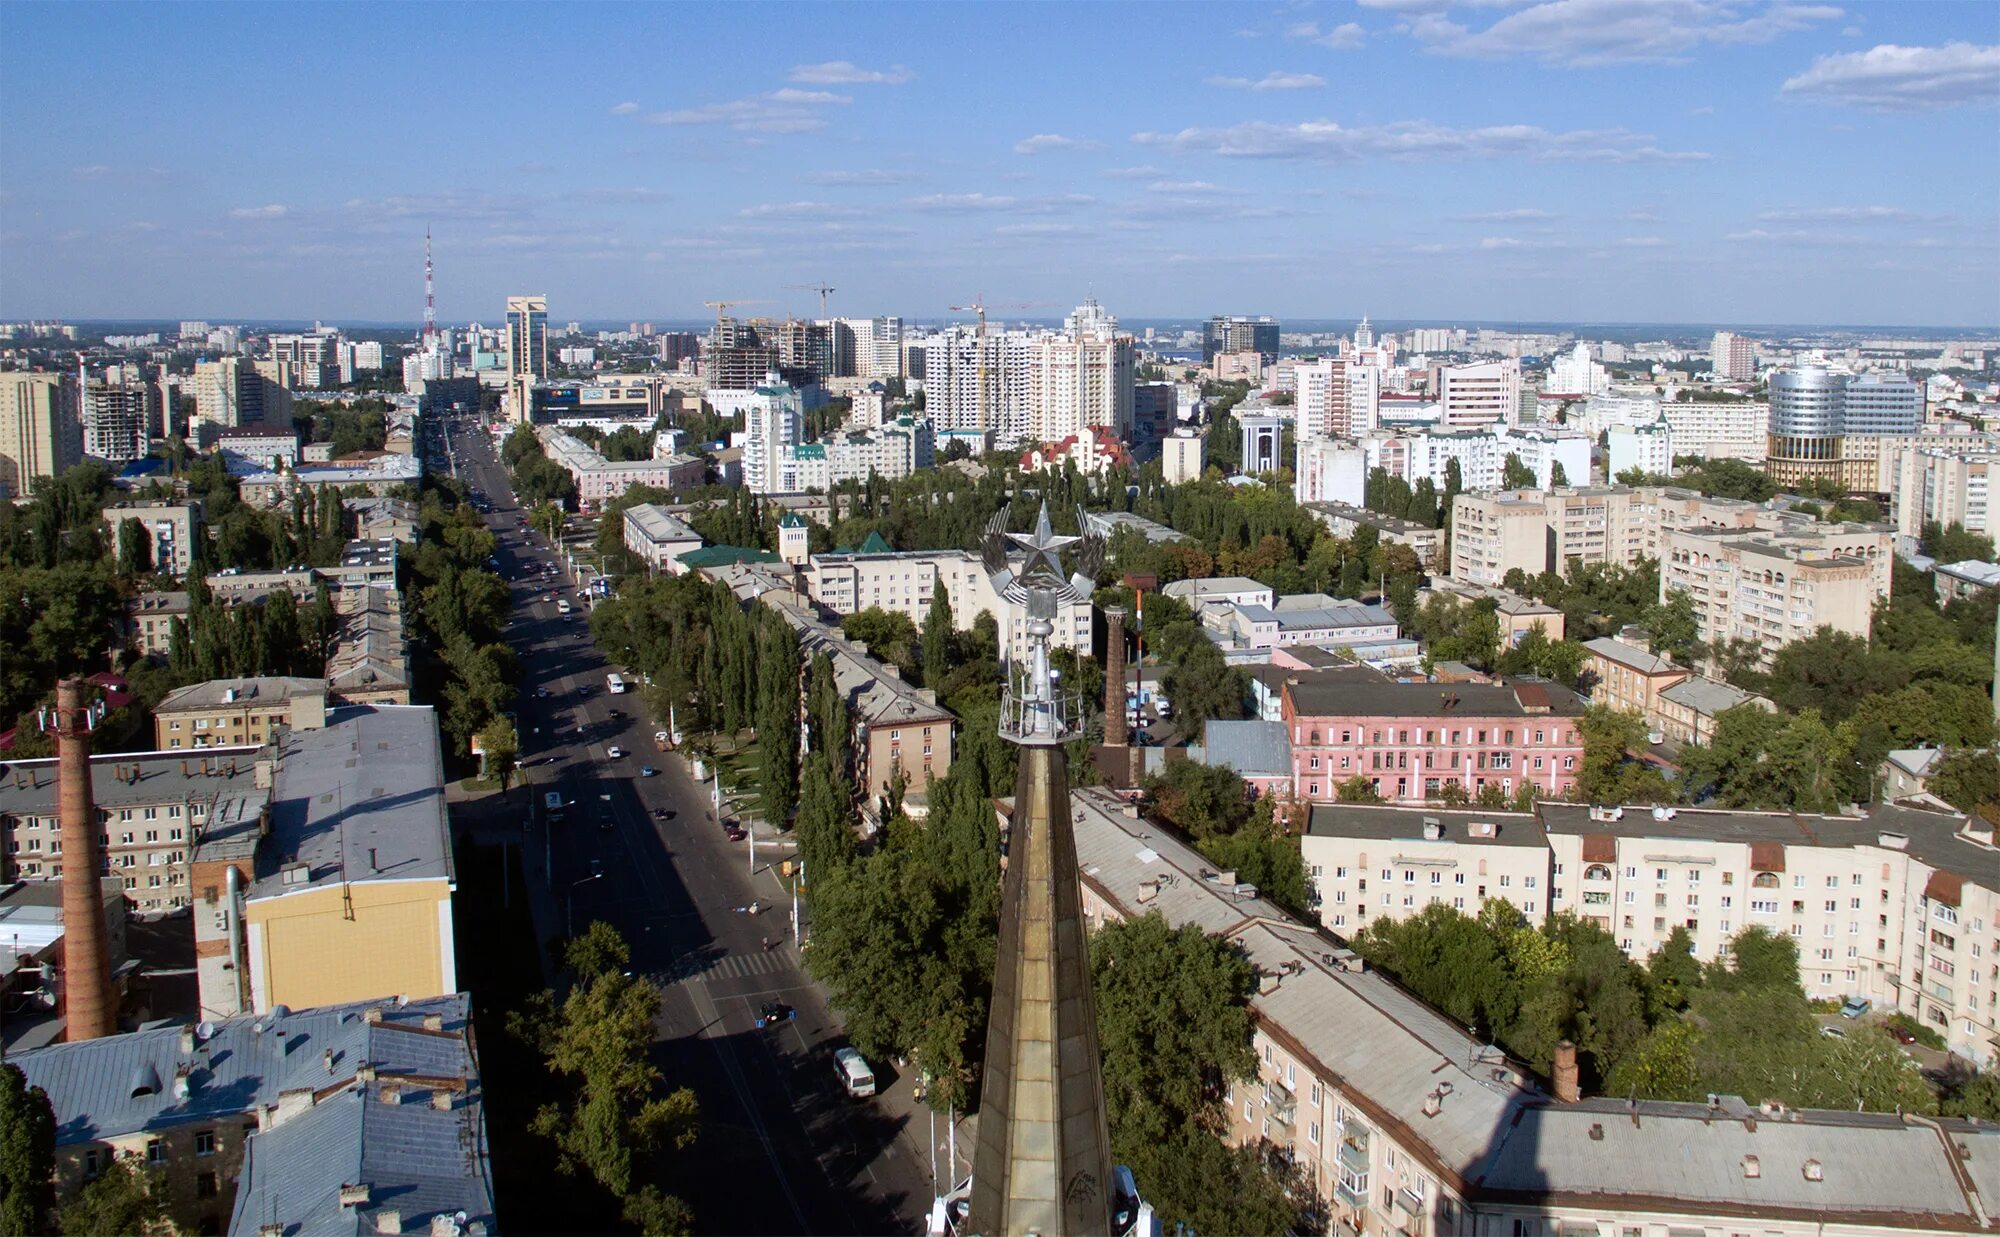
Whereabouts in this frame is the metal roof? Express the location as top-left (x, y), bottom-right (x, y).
top-left (1199, 720), bottom-right (1292, 777)
top-left (1306, 802), bottom-right (1548, 849)
top-left (1285, 673), bottom-right (1584, 720)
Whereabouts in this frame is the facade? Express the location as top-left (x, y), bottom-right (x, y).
top-left (737, 379), bottom-right (802, 494)
top-left (1073, 788), bottom-right (2000, 1237)
top-left (189, 705), bottom-right (456, 1017)
top-left (1581, 637), bottom-right (1686, 721)
top-left (1303, 803), bottom-right (1554, 932)
top-left (1161, 427), bottom-right (1204, 482)
top-left (805, 544), bottom-right (1091, 662)
top-left (1293, 437), bottom-right (1366, 506)
top-left (622, 502), bottom-right (705, 572)
top-left (100, 499), bottom-right (204, 577)
top-left (80, 378), bottom-right (156, 464)
top-left (214, 427), bottom-right (300, 474)
top-left (1438, 360), bottom-right (1520, 429)
top-left (9, 994), bottom-right (491, 1237)
top-left (1880, 435), bottom-right (1997, 537)
top-left (1652, 674), bottom-right (1772, 745)
top-left (1281, 671), bottom-right (1585, 804)
top-left (505, 295), bottom-right (549, 382)
top-left (537, 426), bottom-right (704, 507)
top-left (1937, 559), bottom-right (2000, 604)
top-left (1606, 417), bottom-right (1672, 478)
top-left (124, 589), bottom-right (190, 657)
top-left (1238, 414), bottom-right (1284, 474)
top-left (0, 370), bottom-right (81, 498)
top-left (1202, 315), bottom-right (1280, 364)
top-left (1662, 398), bottom-right (1768, 463)
top-left (0, 744), bottom-right (266, 913)
top-left (1710, 330), bottom-right (1756, 380)
top-left (1767, 366), bottom-right (1924, 488)
top-left (190, 357), bottom-right (291, 446)
top-left (153, 676), bottom-right (329, 750)
top-left (1660, 523), bottom-right (1890, 666)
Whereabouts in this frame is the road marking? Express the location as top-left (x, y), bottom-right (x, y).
top-left (679, 977), bottom-right (812, 1230)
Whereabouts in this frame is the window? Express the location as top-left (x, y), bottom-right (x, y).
top-left (197, 1172), bottom-right (218, 1199)
top-left (195, 1130), bottom-right (216, 1156)
top-left (1308, 1121), bottom-right (1320, 1144)
top-left (146, 1139), bottom-right (165, 1164)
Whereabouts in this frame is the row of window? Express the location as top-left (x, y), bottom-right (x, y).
top-left (1295, 726), bottom-right (1575, 747)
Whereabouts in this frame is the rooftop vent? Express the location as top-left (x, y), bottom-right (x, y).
top-left (1587, 1122), bottom-right (1604, 1141)
top-left (280, 862), bottom-right (310, 886)
top-left (1802, 1159), bottom-right (1823, 1183)
top-left (1878, 832), bottom-right (1909, 850)
top-left (340, 1184), bottom-right (371, 1208)
top-left (1469, 820), bottom-right (1497, 839)
top-left (1742, 1155), bottom-right (1760, 1179)
top-left (1422, 817), bottom-right (1443, 841)
top-left (128, 1062), bottom-right (162, 1100)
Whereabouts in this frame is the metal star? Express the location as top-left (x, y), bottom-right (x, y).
top-left (1007, 501), bottom-right (1077, 584)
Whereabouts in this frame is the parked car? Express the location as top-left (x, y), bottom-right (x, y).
top-left (1819, 1024), bottom-right (1846, 1039)
top-left (724, 825), bottom-right (747, 842)
top-left (1886, 1023), bottom-right (1918, 1045)
top-left (1840, 997), bottom-right (1871, 1018)
top-left (756, 1001), bottom-right (795, 1028)
top-left (640, 766), bottom-right (657, 778)
top-left (606, 745), bottom-right (625, 759)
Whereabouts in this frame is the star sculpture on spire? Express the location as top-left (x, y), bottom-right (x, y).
top-left (982, 501), bottom-right (1104, 605)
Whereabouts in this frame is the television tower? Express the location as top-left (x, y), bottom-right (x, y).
top-left (422, 228), bottom-right (439, 349)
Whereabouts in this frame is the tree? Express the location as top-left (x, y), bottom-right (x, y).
top-left (1932, 750), bottom-right (2000, 813)
top-left (56, 1157), bottom-right (171, 1237)
top-left (1646, 926), bottom-right (1701, 1014)
top-left (1502, 452), bottom-right (1537, 489)
top-left (1, 1063), bottom-right (56, 1236)
top-left (1335, 775), bottom-right (1383, 803)
top-left (921, 587), bottom-right (954, 688)
top-left (1156, 623), bottom-right (1245, 726)
top-left (1549, 459), bottom-right (1570, 487)
top-left (115, 518), bottom-right (152, 577)
top-left (1643, 588), bottom-right (1700, 666)
top-left (509, 923), bottom-right (698, 1206)
top-left (1144, 759), bottom-right (1252, 839)
top-left (478, 716), bottom-right (519, 790)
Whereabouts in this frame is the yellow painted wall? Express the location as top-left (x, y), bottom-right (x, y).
top-left (248, 878), bottom-right (450, 1011)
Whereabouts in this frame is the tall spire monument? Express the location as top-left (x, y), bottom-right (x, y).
top-left (967, 503), bottom-right (1120, 1235)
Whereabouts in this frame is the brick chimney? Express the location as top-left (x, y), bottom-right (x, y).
top-left (54, 677), bottom-right (114, 1041)
top-left (1103, 606), bottom-right (1129, 749)
top-left (1553, 1039), bottom-right (1581, 1103)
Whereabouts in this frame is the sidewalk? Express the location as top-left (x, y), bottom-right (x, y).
top-left (446, 776), bottom-right (562, 983)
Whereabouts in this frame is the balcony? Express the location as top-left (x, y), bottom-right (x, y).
top-left (1334, 1173), bottom-right (1369, 1209)
top-left (1336, 1129), bottom-right (1370, 1174)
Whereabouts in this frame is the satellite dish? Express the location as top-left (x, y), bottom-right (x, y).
top-left (196, 1021), bottom-right (216, 1042)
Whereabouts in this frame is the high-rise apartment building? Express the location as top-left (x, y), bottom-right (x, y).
top-left (1202, 315), bottom-right (1280, 365)
top-left (504, 295), bottom-right (549, 420)
top-left (740, 378), bottom-right (802, 494)
top-left (191, 357), bottom-right (290, 446)
top-left (908, 301), bottom-right (1132, 447)
top-left (704, 318), bottom-right (780, 392)
top-left (267, 330), bottom-right (342, 388)
top-left (1879, 435), bottom-right (1997, 538)
top-left (0, 371), bottom-right (81, 499)
top-left (1293, 356), bottom-right (1349, 440)
top-left (1709, 330), bottom-right (1756, 380)
top-left (1767, 366), bottom-right (1923, 487)
top-left (1438, 359), bottom-right (1521, 428)
top-left (80, 378), bottom-right (156, 464)
top-left (1661, 522), bottom-right (1891, 665)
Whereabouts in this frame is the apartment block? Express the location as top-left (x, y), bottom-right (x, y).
top-left (1662, 399), bottom-right (1768, 463)
top-left (101, 499), bottom-right (205, 576)
top-left (1161, 427), bottom-right (1204, 483)
top-left (1073, 788), bottom-right (1998, 1237)
top-left (153, 676), bottom-right (329, 750)
top-left (1307, 501), bottom-right (1447, 566)
top-left (804, 543), bottom-right (1090, 663)
top-left (1302, 804), bottom-right (1553, 933)
top-left (1582, 637), bottom-right (1685, 719)
top-left (1417, 579), bottom-right (1565, 644)
top-left (1660, 523), bottom-right (1890, 666)
top-left (1282, 670), bottom-right (1585, 804)
top-left (124, 590), bottom-right (190, 658)
top-left (0, 370), bottom-right (81, 499)
top-left (1437, 359), bottom-right (1520, 428)
top-left (1878, 434), bottom-right (1998, 538)
top-left (622, 502), bottom-right (705, 573)
top-left (0, 745), bottom-right (265, 913)
top-left (80, 378), bottom-right (157, 464)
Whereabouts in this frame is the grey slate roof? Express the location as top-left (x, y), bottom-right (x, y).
top-left (1285, 673), bottom-right (1585, 719)
top-left (1582, 637), bottom-right (1679, 676)
top-left (1, 745), bottom-right (266, 817)
top-left (1657, 674), bottom-right (1768, 717)
top-left (156, 676), bottom-right (326, 715)
top-left (1307, 802), bottom-right (1548, 849)
top-left (229, 1077), bottom-right (496, 1237)
top-left (1200, 720), bottom-right (1292, 777)
top-left (253, 706), bottom-right (452, 900)
top-left (8, 993), bottom-right (472, 1145)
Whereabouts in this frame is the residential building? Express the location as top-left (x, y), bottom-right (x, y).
top-left (1438, 359), bottom-right (1520, 429)
top-left (1448, 488), bottom-right (1652, 586)
top-left (237, 454), bottom-right (422, 506)
top-left (123, 590), bottom-right (190, 657)
top-left (1652, 675), bottom-right (1772, 745)
top-left (704, 317), bottom-right (779, 392)
top-left (1418, 580), bottom-right (1564, 644)
top-left (761, 590), bottom-right (954, 816)
top-left (1292, 356), bottom-right (1349, 439)
top-left (1880, 747), bottom-right (1943, 801)
top-left (1880, 435), bottom-right (1998, 537)
top-left (1306, 501), bottom-right (1446, 565)
top-left (1281, 670), bottom-right (1586, 803)
top-left (1073, 788), bottom-right (2000, 1237)
top-left (0, 744), bottom-right (266, 913)
top-left (0, 371), bottom-right (81, 498)
top-left (325, 586), bottom-right (411, 706)
top-left (1582, 637), bottom-right (1686, 721)
top-left (505, 294), bottom-right (548, 382)
top-left (1660, 523), bottom-right (1891, 666)
top-left (153, 677), bottom-right (329, 750)
top-left (341, 495), bottom-right (421, 543)
top-left (1293, 437), bottom-right (1366, 506)
top-left (804, 540), bottom-right (1091, 662)
top-left (1202, 315), bottom-right (1280, 365)
top-left (191, 357), bottom-right (290, 445)
top-left (908, 302), bottom-right (1135, 447)
top-left (214, 427), bottom-right (300, 474)
top-left (8, 994), bottom-right (492, 1237)
top-left (1606, 417), bottom-right (1672, 479)
top-left (80, 377), bottom-right (156, 464)
top-left (1937, 559), bottom-right (2000, 604)
top-left (1710, 329), bottom-right (1756, 380)
top-left (734, 377), bottom-right (802, 494)
top-left (1303, 803), bottom-right (1552, 931)
top-left (1161, 575), bottom-right (1275, 612)
top-left (537, 426), bottom-right (704, 508)
top-left (100, 499), bottom-right (204, 576)
top-left (1161, 427), bottom-right (1204, 483)
top-left (1198, 720), bottom-right (1294, 798)
top-left (1662, 398), bottom-right (1768, 463)
top-left (622, 502), bottom-right (705, 573)
top-left (1544, 341), bottom-right (1608, 396)
top-left (190, 705), bottom-right (456, 1016)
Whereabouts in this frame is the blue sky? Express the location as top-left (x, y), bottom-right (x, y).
top-left (3, 1), bottom-right (1995, 327)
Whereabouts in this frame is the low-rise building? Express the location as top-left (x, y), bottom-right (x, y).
top-left (237, 454), bottom-right (422, 506)
top-left (154, 676), bottom-right (329, 750)
top-left (622, 502), bottom-right (705, 573)
top-left (804, 540), bottom-right (1090, 663)
top-left (1582, 637), bottom-right (1686, 720)
top-left (1072, 788), bottom-right (2000, 1237)
top-left (341, 495), bottom-right (421, 543)
top-left (1417, 580), bottom-right (1564, 645)
top-left (1199, 719), bottom-right (1294, 798)
top-left (1160, 575), bottom-right (1275, 612)
top-left (1082, 510), bottom-right (1191, 546)
top-left (1937, 558), bottom-right (2000, 604)
top-left (9, 994), bottom-right (492, 1236)
top-left (100, 499), bottom-right (204, 577)
top-left (1880, 747), bottom-right (1944, 801)
top-left (1203, 596), bottom-right (1399, 653)
top-left (123, 589), bottom-right (190, 658)
top-left (1281, 670), bottom-right (1586, 804)
top-left (1303, 802), bottom-right (1551, 933)
top-left (1304, 501), bottom-right (1446, 565)
top-left (1652, 674), bottom-right (1772, 744)
top-left (214, 427), bottom-right (300, 474)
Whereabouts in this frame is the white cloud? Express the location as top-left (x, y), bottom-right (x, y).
top-left (1480, 235), bottom-right (1525, 249)
top-left (802, 168), bottom-right (918, 186)
top-left (1455, 207), bottom-right (1559, 221)
top-left (1133, 119), bottom-right (1708, 163)
top-left (1206, 70), bottom-right (1327, 91)
top-left (787, 60), bottom-right (914, 85)
top-left (1404, 0), bottom-right (1845, 68)
top-left (907, 192), bottom-right (1095, 213)
top-left (1616, 235), bottom-right (1669, 246)
top-left (1146, 180), bottom-right (1244, 195)
top-left (1781, 42), bottom-right (2000, 111)
top-left (738, 201), bottom-right (866, 219)
top-left (1284, 20), bottom-right (1366, 49)
top-left (1102, 165), bottom-right (1164, 179)
top-left (993, 223), bottom-right (1090, 237)
top-left (229, 205), bottom-right (289, 220)
top-left (609, 101), bottom-right (640, 115)
top-left (1756, 204), bottom-right (1921, 222)
top-left (645, 90), bottom-right (851, 134)
top-left (1724, 227), bottom-right (1864, 245)
top-left (1013, 133), bottom-right (1099, 155)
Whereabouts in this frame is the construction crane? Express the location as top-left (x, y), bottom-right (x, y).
top-left (702, 299), bottom-right (771, 332)
top-left (949, 296), bottom-right (993, 437)
top-left (786, 283), bottom-right (836, 321)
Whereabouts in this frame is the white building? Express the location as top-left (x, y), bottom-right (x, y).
top-left (1438, 359), bottom-right (1521, 428)
top-left (1662, 399), bottom-right (1768, 463)
top-left (1295, 438), bottom-right (1367, 506)
top-left (1162, 428), bottom-right (1204, 483)
top-left (907, 299), bottom-right (1134, 448)
top-left (804, 545), bottom-right (1089, 664)
top-left (1544, 342), bottom-right (1608, 396)
top-left (1607, 418), bottom-right (1673, 479)
top-left (735, 377), bottom-right (803, 495)
top-left (1711, 330), bottom-right (1756, 380)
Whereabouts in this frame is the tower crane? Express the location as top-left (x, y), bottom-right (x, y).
top-left (702, 299), bottom-right (771, 332)
top-left (950, 296), bottom-right (993, 436)
top-left (786, 283), bottom-right (837, 321)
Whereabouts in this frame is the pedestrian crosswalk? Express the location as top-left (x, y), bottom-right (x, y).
top-left (660, 947), bottom-right (797, 984)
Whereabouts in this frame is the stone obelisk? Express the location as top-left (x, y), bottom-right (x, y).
top-left (969, 504), bottom-right (1116, 1235)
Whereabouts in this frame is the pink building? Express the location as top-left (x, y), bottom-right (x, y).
top-left (1281, 671), bottom-right (1585, 804)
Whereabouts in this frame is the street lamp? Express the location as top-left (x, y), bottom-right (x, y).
top-left (566, 872), bottom-right (602, 937)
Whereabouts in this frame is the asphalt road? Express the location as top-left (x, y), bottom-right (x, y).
top-left (437, 416), bottom-right (941, 1234)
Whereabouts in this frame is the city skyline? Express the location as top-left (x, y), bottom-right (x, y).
top-left (2, 1), bottom-right (1996, 326)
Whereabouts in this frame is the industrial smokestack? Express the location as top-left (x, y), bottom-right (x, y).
top-left (1103, 606), bottom-right (1129, 749)
top-left (54, 676), bottom-right (115, 1041)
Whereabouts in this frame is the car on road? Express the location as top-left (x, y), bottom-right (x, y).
top-left (653, 808), bottom-right (677, 820)
top-left (833, 1047), bottom-right (877, 1098)
top-left (589, 858), bottom-right (604, 878)
top-left (724, 825), bottom-right (747, 842)
top-left (640, 766), bottom-right (657, 777)
top-left (1886, 1023), bottom-right (1918, 1045)
top-left (1820, 1024), bottom-right (1846, 1039)
top-left (756, 1001), bottom-right (796, 1028)
top-left (607, 745), bottom-right (625, 759)
top-left (534, 687), bottom-right (550, 698)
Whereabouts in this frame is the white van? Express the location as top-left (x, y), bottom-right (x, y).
top-left (833, 1047), bottom-right (876, 1098)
